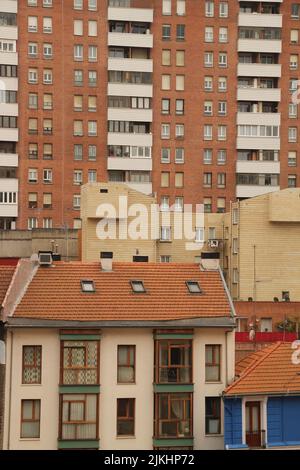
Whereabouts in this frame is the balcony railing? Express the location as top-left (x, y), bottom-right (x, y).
top-left (235, 332), bottom-right (298, 342)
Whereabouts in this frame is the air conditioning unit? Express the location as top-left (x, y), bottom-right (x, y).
top-left (38, 252), bottom-right (53, 266)
top-left (209, 239), bottom-right (219, 249)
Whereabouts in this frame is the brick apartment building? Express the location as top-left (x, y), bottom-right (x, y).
top-left (0, 0), bottom-right (299, 230)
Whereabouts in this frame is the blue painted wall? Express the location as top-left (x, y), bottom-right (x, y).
top-left (267, 396), bottom-right (300, 446)
top-left (223, 398), bottom-right (244, 448)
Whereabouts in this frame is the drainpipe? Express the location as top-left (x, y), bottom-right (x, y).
top-left (6, 330), bottom-right (13, 450)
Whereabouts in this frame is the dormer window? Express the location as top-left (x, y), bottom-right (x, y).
top-left (186, 280), bottom-right (202, 294)
top-left (81, 280), bottom-right (95, 292)
top-left (130, 280), bottom-right (146, 293)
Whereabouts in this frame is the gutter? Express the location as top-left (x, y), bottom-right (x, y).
top-left (219, 266), bottom-right (236, 319)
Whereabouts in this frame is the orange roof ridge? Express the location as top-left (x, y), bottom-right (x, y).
top-left (225, 342), bottom-right (282, 394)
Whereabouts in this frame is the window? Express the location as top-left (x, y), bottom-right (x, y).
top-left (219, 52), bottom-right (227, 67)
top-left (260, 318), bottom-right (272, 332)
top-left (162, 74), bottom-right (171, 90)
top-left (195, 227), bottom-right (204, 243)
top-left (43, 218), bottom-right (52, 229)
top-left (160, 255), bottom-right (171, 263)
top-left (217, 173), bottom-right (226, 188)
top-left (186, 281), bottom-right (202, 294)
top-left (28, 192), bottom-right (37, 209)
top-left (43, 0), bottom-right (53, 6)
top-left (22, 346), bottom-right (42, 384)
top-left (81, 280), bottom-right (95, 292)
top-left (117, 345), bottom-right (135, 383)
top-left (218, 76), bottom-right (227, 92)
top-left (28, 143), bottom-right (38, 160)
top-left (117, 398), bottom-right (135, 436)
top-left (60, 394), bottom-right (98, 440)
top-left (291, 29), bottom-right (299, 44)
top-left (28, 118), bottom-right (38, 134)
top-left (174, 196), bottom-right (183, 211)
top-left (162, 99), bottom-right (170, 115)
top-left (28, 42), bottom-right (38, 58)
top-left (88, 21), bottom-right (97, 37)
top-left (43, 43), bottom-right (52, 58)
top-left (43, 193), bottom-right (52, 209)
top-left (219, 27), bottom-right (228, 42)
top-left (21, 400), bottom-right (40, 438)
top-left (89, 145), bottom-right (97, 161)
top-left (88, 170), bottom-right (97, 183)
top-left (217, 149), bottom-right (226, 165)
top-left (28, 168), bottom-right (38, 183)
top-left (155, 340), bottom-right (192, 383)
top-left (162, 24), bottom-right (171, 41)
top-left (161, 148), bottom-right (170, 163)
top-left (161, 226), bottom-right (171, 241)
top-left (204, 125), bottom-right (212, 140)
top-left (74, 120), bottom-right (83, 136)
top-left (175, 172), bottom-right (184, 188)
top-left (28, 93), bottom-right (38, 110)
top-left (74, 69), bottom-right (83, 86)
top-left (88, 121), bottom-right (97, 136)
top-left (74, 170), bottom-right (83, 185)
top-left (219, 2), bottom-right (228, 17)
top-left (205, 345), bottom-right (221, 381)
top-left (175, 148), bottom-right (184, 164)
top-left (204, 76), bottom-right (213, 91)
top-left (74, 0), bottom-right (83, 9)
top-left (161, 196), bottom-right (170, 211)
top-left (89, 70), bottom-right (97, 87)
top-left (204, 101), bottom-right (213, 116)
top-left (43, 143), bottom-right (52, 160)
top-left (205, 27), bottom-right (213, 43)
top-left (74, 95), bottom-right (83, 111)
top-left (176, 75), bottom-right (185, 91)
top-left (233, 208), bottom-right (239, 224)
top-left (28, 16), bottom-right (38, 32)
top-left (155, 393), bottom-right (192, 438)
top-left (204, 149), bottom-right (212, 165)
top-left (162, 0), bottom-right (171, 15)
top-left (205, 397), bottom-right (221, 435)
top-left (130, 280), bottom-right (146, 293)
top-left (217, 198), bottom-right (226, 213)
top-left (233, 268), bottom-right (239, 284)
top-left (205, 1), bottom-right (214, 17)
top-left (28, 217), bottom-right (38, 230)
top-left (292, 4), bottom-right (300, 18)
top-left (162, 49), bottom-right (171, 66)
top-left (177, 0), bottom-right (186, 16)
top-left (43, 17), bottom-right (52, 33)
top-left (176, 24), bottom-right (185, 41)
top-left (62, 340), bottom-right (99, 385)
top-left (161, 124), bottom-right (170, 139)
top-left (43, 119), bottom-right (52, 134)
top-left (176, 99), bottom-right (184, 115)
top-left (218, 101), bottom-right (227, 116)
top-left (43, 68), bottom-right (52, 84)
top-left (88, 45), bottom-right (97, 62)
top-left (204, 52), bottom-right (213, 67)
top-left (175, 124), bottom-right (184, 138)
top-left (289, 103), bottom-right (298, 118)
top-left (233, 238), bottom-right (238, 254)
top-left (290, 54), bottom-right (298, 69)
top-left (74, 44), bottom-right (83, 61)
top-left (204, 172), bottom-right (212, 188)
top-left (161, 172), bottom-right (170, 187)
top-left (176, 50), bottom-right (185, 66)
top-left (289, 127), bottom-right (297, 142)
top-left (43, 93), bottom-right (52, 110)
top-left (74, 19), bottom-right (83, 36)
top-left (288, 151), bottom-right (297, 167)
top-left (288, 175), bottom-right (297, 187)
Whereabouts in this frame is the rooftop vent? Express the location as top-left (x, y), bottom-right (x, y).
top-left (38, 251), bottom-right (53, 267)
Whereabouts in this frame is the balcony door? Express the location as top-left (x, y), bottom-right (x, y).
top-left (245, 401), bottom-right (261, 448)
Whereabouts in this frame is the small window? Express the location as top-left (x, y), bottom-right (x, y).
top-left (81, 280), bottom-right (95, 292)
top-left (130, 280), bottom-right (146, 293)
top-left (100, 251), bottom-right (113, 259)
top-left (186, 280), bottom-right (202, 294)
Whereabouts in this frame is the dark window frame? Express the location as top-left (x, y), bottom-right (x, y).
top-left (22, 345), bottom-right (42, 384)
top-left (205, 344), bottom-right (221, 382)
top-left (154, 393), bottom-right (193, 438)
top-left (60, 339), bottom-right (100, 385)
top-left (20, 399), bottom-right (41, 438)
top-left (155, 339), bottom-right (193, 384)
top-left (117, 398), bottom-right (135, 437)
top-left (117, 345), bottom-right (136, 384)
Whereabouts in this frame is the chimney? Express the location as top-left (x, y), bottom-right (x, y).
top-left (100, 252), bottom-right (113, 271)
top-left (200, 252), bottom-right (220, 270)
top-left (100, 258), bottom-right (113, 271)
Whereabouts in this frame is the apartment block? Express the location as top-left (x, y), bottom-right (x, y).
top-left (1, 259), bottom-right (235, 450)
top-left (0, 0), bottom-right (299, 230)
top-left (0, 0), bottom-right (18, 230)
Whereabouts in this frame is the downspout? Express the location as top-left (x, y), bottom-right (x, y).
top-left (6, 330), bottom-right (13, 450)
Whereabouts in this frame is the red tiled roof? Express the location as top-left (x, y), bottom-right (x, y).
top-left (225, 342), bottom-right (300, 396)
top-left (14, 262), bottom-right (232, 321)
top-left (0, 266), bottom-right (15, 305)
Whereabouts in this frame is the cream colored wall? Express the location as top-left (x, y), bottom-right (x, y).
top-left (193, 328), bottom-right (235, 450)
top-left (3, 326), bottom-right (235, 450)
top-left (3, 329), bottom-right (60, 450)
top-left (99, 328), bottom-right (154, 450)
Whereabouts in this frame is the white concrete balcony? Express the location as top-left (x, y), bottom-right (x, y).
top-left (108, 57), bottom-right (153, 73)
top-left (238, 13), bottom-right (282, 28)
top-left (236, 185), bottom-right (280, 199)
top-left (0, 52), bottom-right (17, 65)
top-left (108, 32), bottom-right (153, 48)
top-left (0, 128), bottom-right (18, 141)
top-left (237, 137), bottom-right (280, 150)
top-left (0, 103), bottom-right (18, 116)
top-left (236, 160), bottom-right (280, 174)
top-left (237, 87), bottom-right (281, 102)
top-left (0, 203), bottom-right (18, 217)
top-left (108, 83), bottom-right (153, 97)
top-left (126, 181), bottom-right (152, 195)
top-left (238, 39), bottom-right (282, 53)
top-left (0, 77), bottom-right (18, 91)
top-left (107, 132), bottom-right (153, 147)
top-left (0, 153), bottom-right (18, 167)
top-left (0, 177), bottom-right (18, 192)
top-left (107, 156), bottom-right (152, 171)
top-left (108, 108), bottom-right (153, 122)
top-left (108, 7), bottom-right (153, 23)
top-left (238, 63), bottom-right (281, 77)
top-left (237, 112), bottom-right (281, 126)
top-left (0, 26), bottom-right (17, 41)
top-left (2, 0), bottom-right (18, 13)
top-left (0, 177), bottom-right (18, 217)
